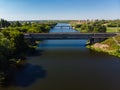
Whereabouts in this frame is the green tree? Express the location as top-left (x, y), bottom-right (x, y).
top-left (15, 21), bottom-right (22, 27)
top-left (81, 24), bottom-right (87, 31)
top-left (0, 33), bottom-right (11, 82)
top-left (0, 19), bottom-right (11, 28)
top-left (75, 24), bottom-right (82, 28)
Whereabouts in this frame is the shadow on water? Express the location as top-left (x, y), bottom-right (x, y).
top-left (27, 49), bottom-right (44, 57)
top-left (12, 63), bottom-right (46, 87)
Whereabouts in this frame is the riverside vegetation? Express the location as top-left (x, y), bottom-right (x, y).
top-left (71, 20), bottom-right (120, 57)
top-left (0, 19), bottom-right (56, 86)
top-left (71, 19), bottom-right (120, 33)
top-left (87, 35), bottom-right (120, 57)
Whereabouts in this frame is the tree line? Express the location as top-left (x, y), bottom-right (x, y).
top-left (72, 19), bottom-right (120, 33)
top-left (0, 19), bottom-right (57, 33)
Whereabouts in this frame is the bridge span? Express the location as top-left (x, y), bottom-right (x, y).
top-left (24, 33), bottom-right (118, 44)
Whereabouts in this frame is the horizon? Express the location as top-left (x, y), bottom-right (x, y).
top-left (0, 0), bottom-right (120, 21)
top-left (5, 18), bottom-right (120, 21)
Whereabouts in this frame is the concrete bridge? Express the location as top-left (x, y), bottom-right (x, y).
top-left (24, 33), bottom-right (118, 44)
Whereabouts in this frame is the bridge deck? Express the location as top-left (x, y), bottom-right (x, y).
top-left (24, 33), bottom-right (117, 40)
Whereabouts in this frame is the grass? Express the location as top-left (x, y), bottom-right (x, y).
top-left (88, 35), bottom-right (120, 57)
top-left (74, 27), bottom-right (120, 33)
top-left (102, 36), bottom-right (120, 50)
top-left (107, 27), bottom-right (120, 33)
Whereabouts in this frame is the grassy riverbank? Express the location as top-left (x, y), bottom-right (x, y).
top-left (87, 35), bottom-right (120, 57)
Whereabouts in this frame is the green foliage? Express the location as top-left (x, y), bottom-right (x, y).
top-left (73, 20), bottom-right (120, 33)
top-left (107, 20), bottom-right (120, 27)
top-left (107, 27), bottom-right (120, 33)
top-left (81, 24), bottom-right (87, 31)
top-left (0, 20), bottom-right (57, 84)
top-left (88, 35), bottom-right (120, 57)
top-left (9, 22), bottom-right (56, 33)
top-left (75, 24), bottom-right (82, 28)
top-left (2, 29), bottom-right (29, 55)
top-left (89, 35), bottom-right (120, 57)
top-left (0, 32), bottom-right (10, 82)
top-left (10, 21), bottom-right (22, 27)
top-left (77, 21), bottom-right (107, 33)
top-left (0, 19), bottom-right (11, 28)
top-left (0, 29), bottom-right (29, 84)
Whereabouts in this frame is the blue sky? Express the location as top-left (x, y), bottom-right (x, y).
top-left (0, 0), bottom-right (120, 20)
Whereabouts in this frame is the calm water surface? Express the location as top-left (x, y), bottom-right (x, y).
top-left (1, 23), bottom-right (120, 90)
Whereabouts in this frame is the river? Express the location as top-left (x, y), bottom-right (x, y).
top-left (1, 23), bottom-right (120, 90)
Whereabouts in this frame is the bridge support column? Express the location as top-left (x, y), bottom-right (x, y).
top-left (89, 38), bottom-right (106, 45)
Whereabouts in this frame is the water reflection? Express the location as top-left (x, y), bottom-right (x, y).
top-left (39, 40), bottom-right (87, 50)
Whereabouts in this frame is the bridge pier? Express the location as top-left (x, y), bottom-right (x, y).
top-left (89, 38), bottom-right (106, 45)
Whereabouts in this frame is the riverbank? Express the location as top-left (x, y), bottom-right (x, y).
top-left (87, 35), bottom-right (120, 57)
